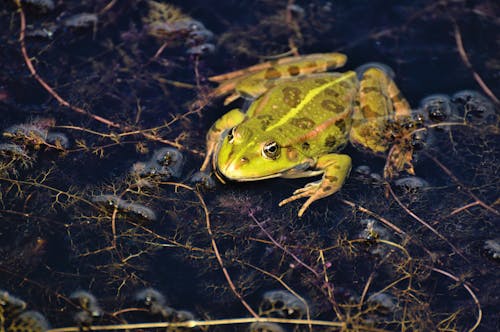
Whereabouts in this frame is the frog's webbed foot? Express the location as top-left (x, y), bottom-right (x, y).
top-left (279, 154), bottom-right (352, 217)
top-left (384, 141), bottom-right (415, 179)
top-left (279, 180), bottom-right (325, 217)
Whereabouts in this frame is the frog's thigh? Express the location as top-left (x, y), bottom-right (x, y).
top-left (351, 68), bottom-right (410, 154)
top-left (279, 154), bottom-right (351, 217)
top-left (200, 109), bottom-right (245, 172)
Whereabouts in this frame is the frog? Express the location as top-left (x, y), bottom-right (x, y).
top-left (198, 52), bottom-right (416, 217)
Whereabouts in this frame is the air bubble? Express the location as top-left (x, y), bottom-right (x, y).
top-left (46, 132), bottom-right (70, 148)
top-left (132, 148), bottom-right (184, 180)
top-left (250, 322), bottom-right (286, 332)
top-left (483, 238), bottom-right (500, 260)
top-left (186, 43), bottom-right (216, 56)
top-left (354, 165), bottom-right (371, 176)
top-left (136, 288), bottom-right (175, 317)
top-left (63, 13), bottom-right (98, 29)
top-left (91, 195), bottom-right (157, 221)
top-left (394, 176), bottom-right (429, 189)
top-left (260, 290), bottom-right (307, 319)
top-left (420, 94), bottom-right (456, 123)
top-left (452, 90), bottom-right (497, 124)
top-left (355, 62), bottom-right (395, 80)
top-left (10, 311), bottom-right (50, 332)
top-left (69, 290), bottom-right (103, 317)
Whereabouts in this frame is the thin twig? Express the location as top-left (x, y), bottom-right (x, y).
top-left (425, 152), bottom-right (499, 216)
top-left (193, 188), bottom-right (259, 318)
top-left (432, 267), bottom-right (482, 332)
top-left (452, 21), bottom-right (499, 105)
top-left (249, 211), bottom-right (319, 278)
top-left (386, 184), bottom-right (469, 262)
top-left (14, 1), bottom-right (198, 154)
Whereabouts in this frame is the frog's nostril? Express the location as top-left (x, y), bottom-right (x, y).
top-left (240, 157), bottom-right (249, 164)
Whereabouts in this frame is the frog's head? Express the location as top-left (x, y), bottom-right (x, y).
top-left (215, 125), bottom-right (307, 182)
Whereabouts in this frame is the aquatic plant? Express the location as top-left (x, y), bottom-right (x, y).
top-left (0, 0), bottom-right (497, 331)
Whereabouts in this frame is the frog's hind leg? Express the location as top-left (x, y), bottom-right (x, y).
top-left (213, 53), bottom-right (348, 105)
top-left (351, 66), bottom-right (415, 177)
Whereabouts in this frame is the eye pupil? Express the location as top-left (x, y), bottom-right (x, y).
top-left (262, 141), bottom-right (280, 159)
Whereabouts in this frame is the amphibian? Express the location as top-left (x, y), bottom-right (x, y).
top-left (199, 53), bottom-right (415, 216)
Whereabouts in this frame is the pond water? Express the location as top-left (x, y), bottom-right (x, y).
top-left (0, 0), bottom-right (498, 331)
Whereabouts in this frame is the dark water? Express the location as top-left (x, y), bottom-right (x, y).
top-left (0, 0), bottom-right (498, 331)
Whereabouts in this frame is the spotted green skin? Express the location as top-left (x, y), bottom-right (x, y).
top-left (201, 53), bottom-right (411, 217)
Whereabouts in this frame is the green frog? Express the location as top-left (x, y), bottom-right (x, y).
top-left (199, 53), bottom-right (415, 217)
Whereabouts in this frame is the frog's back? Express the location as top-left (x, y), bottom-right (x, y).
top-left (243, 72), bottom-right (359, 158)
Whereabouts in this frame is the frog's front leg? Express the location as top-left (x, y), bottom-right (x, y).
top-left (279, 154), bottom-right (352, 217)
top-left (200, 109), bottom-right (245, 172)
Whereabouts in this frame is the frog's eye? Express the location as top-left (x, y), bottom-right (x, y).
top-left (262, 141), bottom-right (280, 160)
top-left (227, 127), bottom-right (235, 143)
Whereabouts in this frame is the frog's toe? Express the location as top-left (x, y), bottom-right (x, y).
top-left (279, 181), bottom-right (327, 217)
top-left (298, 196), bottom-right (319, 218)
top-left (279, 187), bottom-right (314, 207)
top-left (291, 180), bottom-right (321, 195)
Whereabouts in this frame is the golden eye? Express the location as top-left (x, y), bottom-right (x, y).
top-left (227, 127), bottom-right (235, 143)
top-left (262, 141), bottom-right (280, 159)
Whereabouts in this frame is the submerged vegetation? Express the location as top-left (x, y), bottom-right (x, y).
top-left (0, 0), bottom-right (498, 331)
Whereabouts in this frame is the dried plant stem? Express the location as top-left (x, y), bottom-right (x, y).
top-left (425, 153), bottom-right (499, 216)
top-left (453, 21), bottom-right (499, 105)
top-left (432, 267), bottom-right (482, 332)
top-left (386, 183), bottom-right (469, 262)
top-left (46, 317), bottom-right (360, 332)
top-left (191, 186), bottom-right (258, 318)
top-left (14, 1), bottom-right (195, 153)
top-left (15, 0), bottom-right (120, 128)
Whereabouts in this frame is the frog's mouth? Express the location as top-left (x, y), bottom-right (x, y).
top-left (215, 160), bottom-right (314, 183)
top-left (214, 165), bottom-right (284, 183)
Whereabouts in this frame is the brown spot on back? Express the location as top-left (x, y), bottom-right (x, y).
top-left (288, 65), bottom-right (300, 76)
top-left (325, 135), bottom-right (337, 148)
top-left (282, 86), bottom-right (302, 107)
top-left (264, 67), bottom-right (282, 80)
top-left (324, 88), bottom-right (340, 97)
top-left (314, 78), bottom-right (329, 85)
top-left (291, 117), bottom-right (315, 129)
top-left (321, 99), bottom-right (344, 113)
top-left (335, 119), bottom-right (346, 133)
top-left (302, 142), bottom-right (310, 150)
top-left (361, 86), bottom-right (380, 94)
top-left (339, 81), bottom-right (350, 88)
top-left (256, 114), bottom-right (274, 130)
